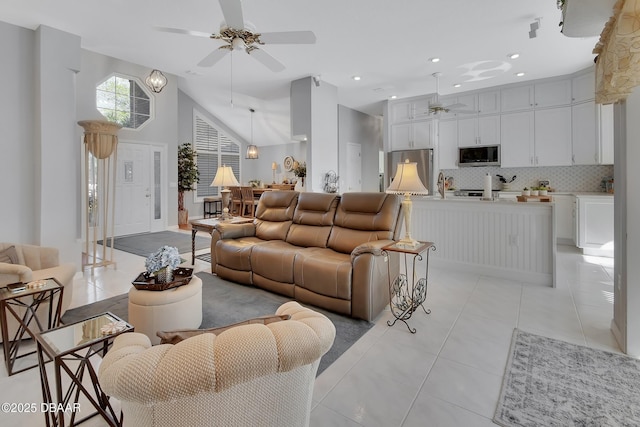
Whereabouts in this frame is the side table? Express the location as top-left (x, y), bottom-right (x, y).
top-left (203, 197), bottom-right (222, 218)
top-left (0, 278), bottom-right (63, 375)
top-left (382, 241), bottom-right (436, 333)
top-left (35, 312), bottom-right (133, 427)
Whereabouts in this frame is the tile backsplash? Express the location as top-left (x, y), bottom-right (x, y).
top-left (442, 165), bottom-right (614, 192)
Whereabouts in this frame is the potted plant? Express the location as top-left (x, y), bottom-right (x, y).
top-left (539, 185), bottom-right (549, 196)
top-left (292, 161), bottom-right (307, 188)
top-left (178, 143), bottom-right (199, 225)
top-left (530, 186), bottom-right (539, 196)
top-left (522, 187), bottom-right (530, 197)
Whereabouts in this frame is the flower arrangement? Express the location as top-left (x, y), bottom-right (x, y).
top-left (145, 246), bottom-right (181, 276)
top-left (292, 161), bottom-right (307, 178)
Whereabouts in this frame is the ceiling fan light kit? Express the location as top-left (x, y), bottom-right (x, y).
top-left (246, 108), bottom-right (258, 159)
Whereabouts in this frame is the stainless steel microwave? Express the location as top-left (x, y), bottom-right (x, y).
top-left (458, 145), bottom-right (500, 167)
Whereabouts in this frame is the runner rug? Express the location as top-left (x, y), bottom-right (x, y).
top-left (494, 329), bottom-right (640, 426)
top-left (61, 272), bottom-right (373, 375)
top-left (100, 231), bottom-right (210, 257)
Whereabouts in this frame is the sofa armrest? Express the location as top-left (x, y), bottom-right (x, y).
top-left (350, 239), bottom-right (395, 261)
top-left (214, 222), bottom-right (256, 239)
top-left (0, 262), bottom-right (33, 286)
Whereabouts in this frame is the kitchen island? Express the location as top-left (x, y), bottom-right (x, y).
top-left (410, 197), bottom-right (556, 286)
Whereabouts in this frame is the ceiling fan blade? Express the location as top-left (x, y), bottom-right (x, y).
top-left (154, 26), bottom-right (212, 39)
top-left (259, 31), bottom-right (316, 44)
top-left (453, 109), bottom-right (479, 115)
top-left (248, 48), bottom-right (285, 72)
top-left (198, 48), bottom-right (230, 67)
top-left (219, 0), bottom-right (245, 30)
top-left (444, 103), bottom-right (466, 110)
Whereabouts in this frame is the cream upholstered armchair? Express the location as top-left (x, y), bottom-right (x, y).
top-left (0, 243), bottom-right (75, 342)
top-left (98, 301), bottom-right (336, 427)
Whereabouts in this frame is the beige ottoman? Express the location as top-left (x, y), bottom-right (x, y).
top-left (128, 276), bottom-right (203, 345)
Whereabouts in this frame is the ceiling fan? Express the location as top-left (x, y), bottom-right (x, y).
top-left (428, 72), bottom-right (476, 115)
top-left (155, 0), bottom-right (316, 72)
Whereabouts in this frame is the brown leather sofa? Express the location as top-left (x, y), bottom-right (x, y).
top-left (211, 191), bottom-right (402, 321)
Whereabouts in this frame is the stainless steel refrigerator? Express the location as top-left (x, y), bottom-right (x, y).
top-left (387, 149), bottom-right (434, 194)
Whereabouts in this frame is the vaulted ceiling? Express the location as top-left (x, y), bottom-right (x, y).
top-left (1, 0), bottom-right (607, 146)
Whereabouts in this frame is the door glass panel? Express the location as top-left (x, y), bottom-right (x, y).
top-left (154, 151), bottom-right (161, 220)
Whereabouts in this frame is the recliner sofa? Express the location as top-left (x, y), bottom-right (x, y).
top-left (211, 191), bottom-right (402, 321)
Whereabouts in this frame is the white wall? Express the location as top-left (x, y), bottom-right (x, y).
top-left (0, 21), bottom-right (36, 243)
top-left (338, 105), bottom-right (383, 192)
top-left (613, 86), bottom-right (640, 357)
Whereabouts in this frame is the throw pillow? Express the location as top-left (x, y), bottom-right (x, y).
top-left (0, 246), bottom-right (19, 264)
top-left (157, 314), bottom-right (291, 345)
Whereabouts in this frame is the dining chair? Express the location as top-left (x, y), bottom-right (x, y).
top-left (229, 186), bottom-right (242, 216)
top-left (240, 186), bottom-right (259, 217)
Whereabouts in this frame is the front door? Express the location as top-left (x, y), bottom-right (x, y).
top-left (115, 143), bottom-right (151, 236)
top-left (346, 142), bottom-right (362, 192)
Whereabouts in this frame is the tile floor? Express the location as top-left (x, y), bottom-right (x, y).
top-left (0, 234), bottom-right (618, 427)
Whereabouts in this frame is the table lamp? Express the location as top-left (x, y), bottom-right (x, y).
top-left (211, 165), bottom-right (240, 220)
top-left (386, 159), bottom-right (429, 248)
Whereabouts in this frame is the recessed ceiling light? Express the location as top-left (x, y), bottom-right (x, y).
top-left (453, 83), bottom-right (462, 88)
top-left (429, 57), bottom-right (440, 63)
top-left (390, 95), bottom-right (397, 99)
top-left (508, 53), bottom-right (520, 59)
top-left (352, 75), bottom-right (361, 81)
top-left (515, 72), bottom-right (525, 77)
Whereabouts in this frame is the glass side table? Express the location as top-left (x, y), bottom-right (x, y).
top-left (35, 312), bottom-right (133, 427)
top-left (0, 278), bottom-right (63, 375)
top-left (382, 241), bottom-right (436, 334)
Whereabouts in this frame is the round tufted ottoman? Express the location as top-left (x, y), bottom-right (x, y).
top-left (128, 275), bottom-right (203, 345)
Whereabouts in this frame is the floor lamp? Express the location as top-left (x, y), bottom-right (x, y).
top-left (78, 120), bottom-right (122, 270)
top-left (386, 159), bottom-right (429, 248)
top-left (211, 165), bottom-right (240, 220)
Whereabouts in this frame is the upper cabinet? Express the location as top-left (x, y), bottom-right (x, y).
top-left (458, 115), bottom-right (500, 147)
top-left (390, 98), bottom-right (432, 123)
top-left (572, 71), bottom-right (596, 103)
top-left (500, 85), bottom-right (534, 112)
top-left (390, 119), bottom-right (435, 150)
top-left (534, 79), bottom-right (572, 108)
top-left (478, 90), bottom-right (500, 115)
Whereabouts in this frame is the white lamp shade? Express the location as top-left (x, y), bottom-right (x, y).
top-left (210, 165), bottom-right (240, 187)
top-left (386, 161), bottom-right (429, 195)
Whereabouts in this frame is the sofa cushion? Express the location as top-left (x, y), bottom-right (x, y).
top-left (215, 237), bottom-right (266, 271)
top-left (254, 191), bottom-right (299, 241)
top-left (293, 248), bottom-right (352, 300)
top-left (328, 193), bottom-right (401, 254)
top-left (250, 241), bottom-right (302, 284)
top-left (0, 246), bottom-right (18, 264)
top-left (286, 193), bottom-right (339, 248)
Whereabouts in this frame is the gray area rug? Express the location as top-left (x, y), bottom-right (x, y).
top-left (100, 231), bottom-right (210, 257)
top-left (62, 272), bottom-right (372, 375)
top-left (494, 329), bottom-right (640, 426)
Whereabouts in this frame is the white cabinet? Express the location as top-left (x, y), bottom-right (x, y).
top-left (501, 111), bottom-right (534, 167)
top-left (390, 98), bottom-right (432, 123)
top-left (457, 115), bottom-right (500, 146)
top-left (572, 71), bottom-right (595, 103)
top-left (576, 195), bottom-right (614, 256)
top-left (438, 119), bottom-right (458, 169)
top-left (534, 107), bottom-right (572, 166)
top-left (572, 101), bottom-right (598, 165)
top-left (390, 120), bottom-right (434, 150)
top-left (478, 90), bottom-right (500, 114)
top-left (599, 103), bottom-right (614, 165)
top-left (534, 79), bottom-right (572, 108)
top-left (553, 195), bottom-right (576, 245)
top-left (501, 85), bottom-right (534, 112)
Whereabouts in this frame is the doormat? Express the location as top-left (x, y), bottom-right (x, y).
top-left (494, 329), bottom-right (639, 426)
top-left (61, 272), bottom-right (373, 375)
top-left (100, 231), bottom-right (210, 257)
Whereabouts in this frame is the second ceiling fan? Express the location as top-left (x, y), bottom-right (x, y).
top-left (156, 0), bottom-right (316, 72)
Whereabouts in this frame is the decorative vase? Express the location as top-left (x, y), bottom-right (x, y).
top-left (295, 177), bottom-right (306, 192)
top-left (156, 267), bottom-right (174, 284)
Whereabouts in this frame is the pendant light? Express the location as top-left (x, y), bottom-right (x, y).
top-left (145, 69), bottom-right (167, 93)
top-left (246, 108), bottom-right (259, 159)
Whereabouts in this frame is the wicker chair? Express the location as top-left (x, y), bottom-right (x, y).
top-left (98, 301), bottom-right (336, 427)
